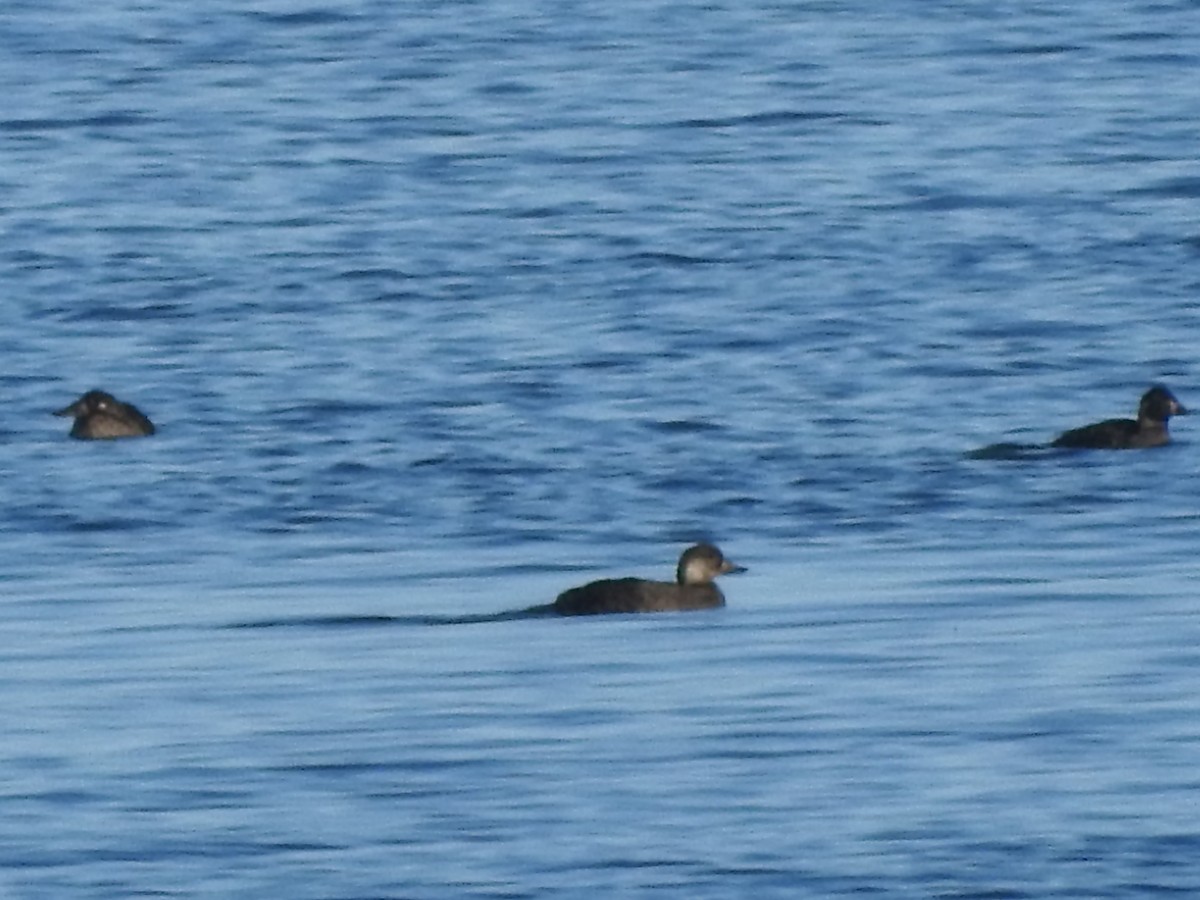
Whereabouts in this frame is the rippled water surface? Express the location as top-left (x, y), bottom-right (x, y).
top-left (4, 1), bottom-right (1200, 897)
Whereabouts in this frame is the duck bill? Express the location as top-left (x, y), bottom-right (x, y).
top-left (54, 401), bottom-right (83, 418)
top-left (1173, 401), bottom-right (1189, 416)
top-left (722, 561), bottom-right (747, 575)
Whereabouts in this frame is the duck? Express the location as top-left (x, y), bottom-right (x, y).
top-left (55, 390), bottom-right (156, 440)
top-left (553, 543), bottom-right (745, 616)
top-left (1050, 384), bottom-right (1186, 450)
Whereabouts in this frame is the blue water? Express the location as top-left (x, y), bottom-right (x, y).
top-left (3, 1), bottom-right (1200, 896)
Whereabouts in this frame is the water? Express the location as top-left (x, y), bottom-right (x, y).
top-left (3, 1), bottom-right (1200, 896)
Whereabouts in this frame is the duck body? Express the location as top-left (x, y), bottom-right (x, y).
top-left (1050, 385), bottom-right (1186, 450)
top-left (554, 577), bottom-right (727, 616)
top-left (1051, 417), bottom-right (1162, 450)
top-left (55, 390), bottom-right (155, 440)
top-left (553, 543), bottom-right (744, 616)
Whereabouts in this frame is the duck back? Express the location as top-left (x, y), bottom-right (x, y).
top-left (554, 578), bottom-right (725, 616)
top-left (72, 409), bottom-right (156, 440)
top-left (1051, 418), bottom-right (1168, 450)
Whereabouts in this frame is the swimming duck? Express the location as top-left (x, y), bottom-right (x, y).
top-left (1051, 384), bottom-right (1186, 450)
top-left (553, 543), bottom-right (745, 616)
top-left (55, 390), bottom-right (155, 440)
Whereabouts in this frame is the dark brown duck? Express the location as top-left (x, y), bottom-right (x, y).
top-left (1051, 385), bottom-right (1186, 450)
top-left (553, 543), bottom-right (745, 616)
top-left (55, 390), bottom-right (156, 440)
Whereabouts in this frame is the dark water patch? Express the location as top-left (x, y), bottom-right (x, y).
top-left (666, 110), bottom-right (851, 130)
top-left (509, 204), bottom-right (584, 220)
top-left (647, 418), bottom-right (724, 435)
top-left (245, 9), bottom-right (360, 27)
top-left (478, 80), bottom-right (537, 97)
top-left (1114, 52), bottom-right (1198, 66)
top-left (965, 442), bottom-right (1049, 460)
top-left (323, 461), bottom-right (380, 478)
top-left (985, 42), bottom-right (1081, 57)
top-left (624, 251), bottom-right (724, 267)
top-left (269, 761), bottom-right (477, 777)
top-left (58, 302), bottom-right (191, 323)
top-left (225, 607), bottom-right (558, 630)
top-left (1110, 31), bottom-right (1175, 44)
top-left (572, 856), bottom-right (696, 872)
top-left (277, 399), bottom-right (392, 419)
top-left (700, 494), bottom-right (763, 513)
top-left (63, 517), bottom-right (165, 534)
top-left (883, 192), bottom-right (1027, 213)
top-left (572, 353), bottom-right (654, 373)
top-left (1123, 176), bottom-right (1200, 199)
top-left (0, 112), bottom-right (149, 132)
top-left (6, 249), bottom-right (78, 270)
top-left (92, 838), bottom-right (340, 862)
top-left (332, 267), bottom-right (415, 283)
top-left (411, 454), bottom-right (453, 468)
